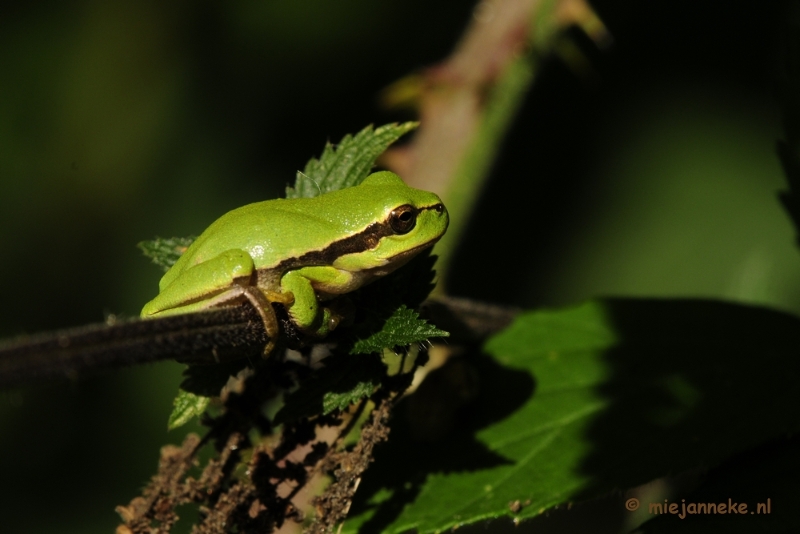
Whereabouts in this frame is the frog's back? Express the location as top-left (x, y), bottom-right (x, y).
top-left (159, 192), bottom-right (390, 290)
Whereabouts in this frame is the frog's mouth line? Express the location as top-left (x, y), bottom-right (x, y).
top-left (270, 203), bottom-right (446, 273)
top-left (313, 233), bottom-right (444, 299)
top-left (381, 234), bottom-right (443, 265)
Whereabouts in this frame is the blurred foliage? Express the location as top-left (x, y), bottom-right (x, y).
top-left (0, 0), bottom-right (797, 532)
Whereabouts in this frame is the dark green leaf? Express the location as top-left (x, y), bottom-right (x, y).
top-left (138, 236), bottom-right (196, 272)
top-left (340, 251), bottom-right (446, 356)
top-left (350, 305), bottom-right (448, 355)
top-left (286, 122), bottom-right (418, 199)
top-left (168, 389), bottom-right (210, 430)
top-left (323, 380), bottom-right (377, 415)
top-left (343, 298), bottom-right (800, 534)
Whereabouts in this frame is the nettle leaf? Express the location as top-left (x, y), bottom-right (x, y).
top-left (286, 122), bottom-right (418, 199)
top-left (351, 305), bottom-right (448, 355)
top-left (323, 380), bottom-right (377, 414)
top-left (343, 251), bottom-right (445, 354)
top-left (138, 236), bottom-right (196, 272)
top-left (343, 298), bottom-right (800, 534)
top-left (168, 389), bottom-right (210, 431)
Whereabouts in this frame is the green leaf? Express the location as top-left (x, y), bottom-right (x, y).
top-left (138, 236), bottom-right (196, 272)
top-left (342, 298), bottom-right (800, 534)
top-left (350, 305), bottom-right (448, 355)
top-left (637, 435), bottom-right (800, 533)
top-left (286, 122), bottom-right (418, 199)
top-left (341, 251), bottom-right (446, 357)
top-left (323, 380), bottom-right (377, 415)
top-left (168, 389), bottom-right (210, 430)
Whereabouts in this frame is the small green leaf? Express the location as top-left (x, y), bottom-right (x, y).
top-left (138, 236), bottom-right (196, 272)
top-left (168, 389), bottom-right (210, 430)
top-left (286, 122), bottom-right (418, 199)
top-left (341, 251), bottom-right (446, 357)
top-left (351, 305), bottom-right (448, 355)
top-left (322, 380), bottom-right (377, 415)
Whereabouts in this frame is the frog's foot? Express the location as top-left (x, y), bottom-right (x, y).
top-left (283, 302), bottom-right (348, 341)
top-left (312, 307), bottom-right (339, 338)
top-left (312, 297), bottom-right (355, 337)
top-left (325, 296), bottom-right (355, 329)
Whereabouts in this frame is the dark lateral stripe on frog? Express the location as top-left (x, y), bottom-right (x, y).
top-left (262, 203), bottom-right (444, 275)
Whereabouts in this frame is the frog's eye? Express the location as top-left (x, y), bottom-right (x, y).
top-left (389, 204), bottom-right (417, 234)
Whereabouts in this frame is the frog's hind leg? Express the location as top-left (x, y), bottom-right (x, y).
top-left (201, 285), bottom-right (280, 357)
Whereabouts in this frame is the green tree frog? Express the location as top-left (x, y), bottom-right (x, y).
top-left (141, 171), bottom-right (448, 355)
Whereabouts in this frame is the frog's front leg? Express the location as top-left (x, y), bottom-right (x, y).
top-left (141, 249), bottom-right (282, 356)
top-left (280, 266), bottom-right (354, 337)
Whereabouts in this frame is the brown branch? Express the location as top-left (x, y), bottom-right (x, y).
top-left (0, 305), bottom-right (270, 388)
top-left (0, 297), bottom-right (518, 389)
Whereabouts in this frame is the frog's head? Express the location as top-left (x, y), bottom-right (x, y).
top-left (331, 171), bottom-right (449, 274)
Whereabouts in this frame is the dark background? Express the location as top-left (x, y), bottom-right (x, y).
top-left (0, 0), bottom-right (797, 532)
